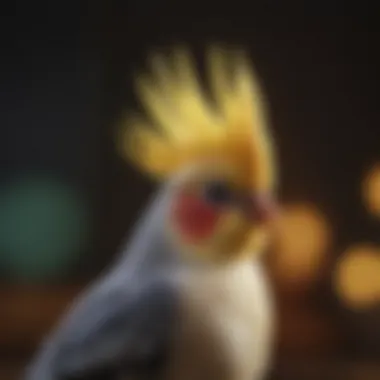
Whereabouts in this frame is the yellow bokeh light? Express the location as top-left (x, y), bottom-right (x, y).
top-left (362, 164), bottom-right (380, 216)
top-left (335, 244), bottom-right (380, 310)
top-left (271, 203), bottom-right (331, 287)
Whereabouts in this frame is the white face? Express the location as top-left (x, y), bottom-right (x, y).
top-left (165, 162), bottom-right (277, 263)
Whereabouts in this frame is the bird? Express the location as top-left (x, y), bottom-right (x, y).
top-left (24, 45), bottom-right (278, 380)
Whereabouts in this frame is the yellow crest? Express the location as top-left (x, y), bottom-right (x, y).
top-left (118, 46), bottom-right (276, 192)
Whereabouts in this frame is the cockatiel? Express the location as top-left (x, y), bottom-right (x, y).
top-left (24, 46), bottom-right (278, 380)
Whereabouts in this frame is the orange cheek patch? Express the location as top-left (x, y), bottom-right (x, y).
top-left (172, 192), bottom-right (220, 243)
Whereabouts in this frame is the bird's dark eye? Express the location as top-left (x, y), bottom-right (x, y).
top-left (203, 180), bottom-right (233, 206)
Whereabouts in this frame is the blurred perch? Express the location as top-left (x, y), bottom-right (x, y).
top-left (0, 284), bottom-right (82, 352)
top-left (274, 297), bottom-right (339, 357)
top-left (3, 360), bottom-right (380, 380)
top-left (0, 282), bottom-right (339, 357)
top-left (271, 359), bottom-right (380, 380)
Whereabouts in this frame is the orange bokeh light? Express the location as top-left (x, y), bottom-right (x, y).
top-left (334, 244), bottom-right (380, 310)
top-left (271, 203), bottom-right (331, 287)
top-left (362, 164), bottom-right (380, 217)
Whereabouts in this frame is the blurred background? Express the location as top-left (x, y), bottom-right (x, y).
top-left (1, 1), bottom-right (380, 379)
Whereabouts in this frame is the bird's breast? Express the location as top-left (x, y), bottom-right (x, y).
top-left (163, 260), bottom-right (274, 380)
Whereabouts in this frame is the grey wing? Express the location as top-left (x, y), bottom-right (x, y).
top-left (24, 279), bottom-right (178, 380)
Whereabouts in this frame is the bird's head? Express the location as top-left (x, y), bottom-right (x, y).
top-left (119, 46), bottom-right (278, 264)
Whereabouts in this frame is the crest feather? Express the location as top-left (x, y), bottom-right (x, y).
top-left (119, 46), bottom-right (276, 191)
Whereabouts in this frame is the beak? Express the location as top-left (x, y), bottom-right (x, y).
top-left (243, 193), bottom-right (278, 224)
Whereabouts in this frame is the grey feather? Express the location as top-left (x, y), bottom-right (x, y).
top-left (55, 279), bottom-right (178, 378)
top-left (24, 183), bottom-right (182, 380)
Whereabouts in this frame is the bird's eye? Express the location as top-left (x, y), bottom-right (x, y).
top-left (203, 180), bottom-right (233, 206)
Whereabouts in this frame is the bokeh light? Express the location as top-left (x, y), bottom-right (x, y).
top-left (0, 175), bottom-right (90, 282)
top-left (362, 164), bottom-right (380, 217)
top-left (334, 244), bottom-right (380, 310)
top-left (271, 203), bottom-right (331, 289)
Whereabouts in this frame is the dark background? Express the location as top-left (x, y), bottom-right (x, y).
top-left (1, 1), bottom-right (380, 379)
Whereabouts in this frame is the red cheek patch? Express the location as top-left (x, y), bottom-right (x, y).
top-left (172, 192), bottom-right (220, 242)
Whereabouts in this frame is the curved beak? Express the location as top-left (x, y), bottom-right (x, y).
top-left (242, 193), bottom-right (278, 224)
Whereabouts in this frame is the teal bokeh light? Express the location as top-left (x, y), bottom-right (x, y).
top-left (0, 175), bottom-right (90, 283)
